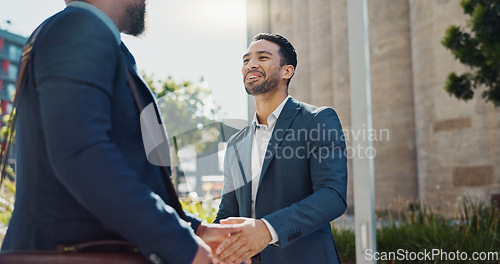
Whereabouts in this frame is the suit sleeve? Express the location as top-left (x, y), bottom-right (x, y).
top-left (34, 12), bottom-right (198, 264)
top-left (262, 108), bottom-right (348, 248)
top-left (214, 141), bottom-right (240, 223)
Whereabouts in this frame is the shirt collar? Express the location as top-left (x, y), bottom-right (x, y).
top-left (252, 95), bottom-right (291, 128)
top-left (67, 1), bottom-right (121, 44)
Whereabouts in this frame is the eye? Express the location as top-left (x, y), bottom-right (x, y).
top-left (259, 56), bottom-right (268, 60)
top-left (243, 59), bottom-right (249, 64)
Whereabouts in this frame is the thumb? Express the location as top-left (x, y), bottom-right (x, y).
top-left (213, 224), bottom-right (243, 236)
top-left (220, 217), bottom-right (246, 225)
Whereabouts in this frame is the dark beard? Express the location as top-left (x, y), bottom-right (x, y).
top-left (126, 2), bottom-right (146, 36)
top-left (245, 72), bottom-right (280, 96)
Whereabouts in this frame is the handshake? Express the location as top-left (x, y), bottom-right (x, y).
top-left (193, 217), bottom-right (272, 264)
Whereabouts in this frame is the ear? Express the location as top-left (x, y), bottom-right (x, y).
top-left (283, 65), bottom-right (295, 81)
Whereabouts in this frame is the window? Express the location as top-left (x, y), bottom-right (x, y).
top-left (1, 60), bottom-right (9, 76)
top-left (8, 64), bottom-right (17, 80)
top-left (0, 81), bottom-right (9, 101)
top-left (9, 45), bottom-right (22, 61)
top-left (7, 83), bottom-right (15, 101)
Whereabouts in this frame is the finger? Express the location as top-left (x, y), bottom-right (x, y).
top-left (213, 223), bottom-right (244, 235)
top-left (220, 217), bottom-right (246, 225)
top-left (223, 247), bottom-right (252, 264)
top-left (215, 233), bottom-right (238, 256)
top-left (235, 251), bottom-right (256, 264)
top-left (216, 233), bottom-right (244, 259)
top-left (203, 224), bottom-right (243, 242)
top-left (211, 255), bottom-right (222, 264)
top-left (215, 232), bottom-right (232, 255)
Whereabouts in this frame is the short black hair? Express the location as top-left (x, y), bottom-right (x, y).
top-left (252, 33), bottom-right (297, 84)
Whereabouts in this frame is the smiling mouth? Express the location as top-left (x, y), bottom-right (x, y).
top-left (246, 72), bottom-right (263, 82)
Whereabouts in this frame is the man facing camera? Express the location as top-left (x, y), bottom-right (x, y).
top-left (214, 33), bottom-right (348, 264)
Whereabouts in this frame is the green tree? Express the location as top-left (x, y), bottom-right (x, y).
top-left (142, 73), bottom-right (221, 155)
top-left (441, 0), bottom-right (500, 106)
top-left (0, 112), bottom-right (16, 225)
top-left (142, 73), bottom-right (224, 196)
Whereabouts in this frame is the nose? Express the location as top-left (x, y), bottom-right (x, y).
top-left (246, 58), bottom-right (259, 70)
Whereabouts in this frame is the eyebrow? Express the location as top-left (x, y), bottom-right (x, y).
top-left (243, 51), bottom-right (273, 59)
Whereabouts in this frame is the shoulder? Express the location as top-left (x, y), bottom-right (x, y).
top-left (30, 7), bottom-right (122, 95)
top-left (291, 98), bottom-right (340, 121)
top-left (226, 123), bottom-right (252, 147)
top-left (35, 7), bottom-right (116, 48)
top-left (46, 7), bottom-right (108, 30)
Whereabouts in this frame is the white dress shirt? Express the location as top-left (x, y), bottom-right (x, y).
top-left (251, 95), bottom-right (291, 244)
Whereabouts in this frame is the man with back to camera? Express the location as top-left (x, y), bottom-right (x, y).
top-left (0, 1), bottom-right (244, 263)
top-left (214, 33), bottom-right (348, 264)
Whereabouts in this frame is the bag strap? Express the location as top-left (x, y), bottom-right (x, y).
top-left (0, 25), bottom-right (44, 185)
top-left (57, 240), bottom-right (140, 254)
top-left (124, 68), bottom-right (187, 221)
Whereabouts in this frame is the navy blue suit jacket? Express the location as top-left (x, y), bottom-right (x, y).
top-left (1, 6), bottom-right (201, 264)
top-left (215, 98), bottom-right (348, 263)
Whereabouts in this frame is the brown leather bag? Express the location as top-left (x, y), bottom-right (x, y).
top-left (0, 240), bottom-right (150, 264)
top-left (0, 253), bottom-right (149, 264)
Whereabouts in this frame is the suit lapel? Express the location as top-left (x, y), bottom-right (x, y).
top-left (120, 42), bottom-right (157, 106)
top-left (232, 124), bottom-right (254, 217)
top-left (120, 42), bottom-right (137, 70)
top-left (236, 124), bottom-right (255, 185)
top-left (258, 98), bottom-right (300, 190)
top-left (120, 42), bottom-right (172, 167)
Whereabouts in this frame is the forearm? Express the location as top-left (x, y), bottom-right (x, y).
top-left (263, 187), bottom-right (346, 248)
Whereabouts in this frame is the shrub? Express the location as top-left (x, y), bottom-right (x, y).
top-left (333, 197), bottom-right (500, 264)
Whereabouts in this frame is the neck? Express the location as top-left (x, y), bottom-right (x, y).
top-left (69, 0), bottom-right (126, 32)
top-left (254, 86), bottom-right (288, 126)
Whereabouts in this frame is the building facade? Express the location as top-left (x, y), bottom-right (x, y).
top-left (0, 29), bottom-right (26, 118)
top-left (246, 0), bottom-right (500, 213)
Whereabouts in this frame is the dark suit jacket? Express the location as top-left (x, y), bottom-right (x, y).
top-left (1, 6), bottom-right (201, 264)
top-left (215, 98), bottom-right (348, 263)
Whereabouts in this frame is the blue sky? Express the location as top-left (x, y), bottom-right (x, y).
top-left (0, 0), bottom-right (248, 120)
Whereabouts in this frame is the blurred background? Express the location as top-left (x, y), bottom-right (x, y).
top-left (0, 0), bottom-right (499, 262)
top-left (246, 0), bottom-right (500, 216)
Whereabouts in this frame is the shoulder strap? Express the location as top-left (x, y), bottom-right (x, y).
top-left (1, 25), bottom-right (45, 184)
top-left (125, 68), bottom-right (188, 221)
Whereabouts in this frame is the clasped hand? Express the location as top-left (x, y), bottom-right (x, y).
top-left (214, 217), bottom-right (272, 264)
top-left (194, 218), bottom-right (272, 264)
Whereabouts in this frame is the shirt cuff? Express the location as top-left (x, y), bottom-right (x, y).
top-left (261, 218), bottom-right (279, 245)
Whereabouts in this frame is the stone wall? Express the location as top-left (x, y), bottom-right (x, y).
top-left (409, 0), bottom-right (500, 210)
top-left (246, 0), bottom-right (500, 212)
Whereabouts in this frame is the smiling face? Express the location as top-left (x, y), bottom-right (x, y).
top-left (242, 40), bottom-right (290, 96)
